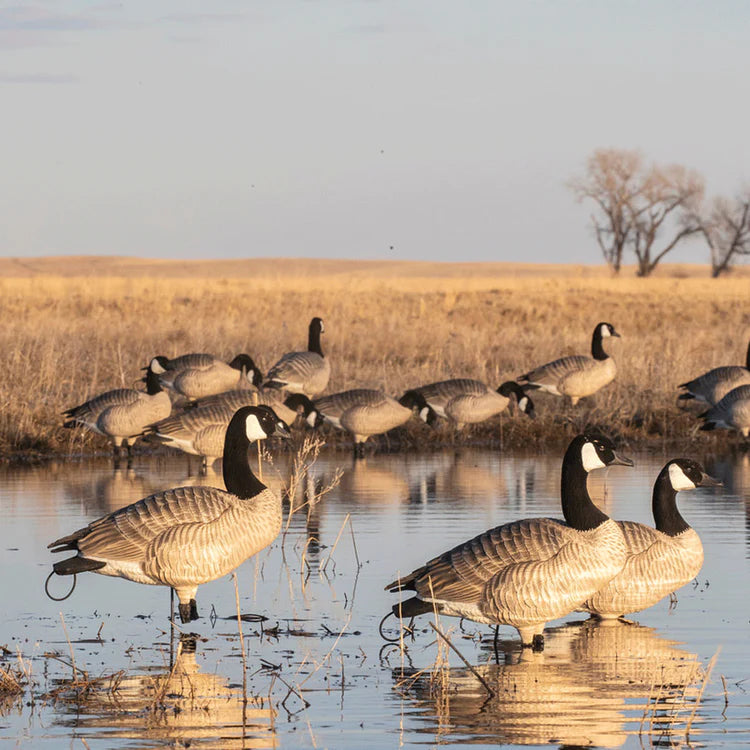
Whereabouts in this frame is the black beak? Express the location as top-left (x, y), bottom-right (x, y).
top-left (698, 472), bottom-right (722, 487)
top-left (610, 451), bottom-right (634, 467)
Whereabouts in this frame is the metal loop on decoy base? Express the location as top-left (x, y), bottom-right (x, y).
top-left (44, 571), bottom-right (77, 602)
top-left (379, 610), bottom-right (415, 643)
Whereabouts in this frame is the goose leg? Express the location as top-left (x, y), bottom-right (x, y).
top-left (189, 598), bottom-right (199, 622)
top-left (531, 634), bottom-right (545, 652)
top-left (178, 601), bottom-right (192, 623)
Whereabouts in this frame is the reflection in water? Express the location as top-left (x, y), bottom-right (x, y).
top-left (56, 640), bottom-right (276, 749)
top-left (393, 619), bottom-right (704, 748)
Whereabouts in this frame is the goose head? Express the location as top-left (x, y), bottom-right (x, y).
top-left (653, 458), bottom-right (720, 536)
top-left (226, 404), bottom-right (291, 444)
top-left (596, 322), bottom-right (620, 339)
top-left (283, 393), bottom-right (320, 428)
top-left (140, 360), bottom-right (165, 394)
top-left (398, 390), bottom-right (438, 427)
top-left (663, 458), bottom-right (721, 491)
top-left (230, 353), bottom-right (264, 387)
top-left (144, 355), bottom-right (171, 374)
top-left (497, 381), bottom-right (536, 419)
top-left (576, 432), bottom-right (633, 472)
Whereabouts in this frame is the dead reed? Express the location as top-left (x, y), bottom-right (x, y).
top-left (0, 261), bottom-right (748, 456)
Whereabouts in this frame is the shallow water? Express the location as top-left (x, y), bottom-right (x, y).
top-left (0, 447), bottom-right (749, 748)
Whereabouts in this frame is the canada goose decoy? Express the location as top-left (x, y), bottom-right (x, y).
top-left (264, 317), bottom-right (330, 397)
top-left (150, 353), bottom-right (263, 400)
top-left (47, 406), bottom-right (290, 623)
top-left (678, 339), bottom-right (750, 406)
top-left (698, 384), bottom-right (750, 438)
top-left (313, 388), bottom-right (434, 457)
top-left (186, 389), bottom-right (317, 428)
top-left (518, 322), bottom-right (620, 405)
top-left (383, 434), bottom-right (632, 650)
top-left (405, 379), bottom-right (534, 428)
top-left (62, 362), bottom-right (172, 461)
top-left (581, 459), bottom-right (719, 619)
top-left (144, 396), bottom-right (310, 468)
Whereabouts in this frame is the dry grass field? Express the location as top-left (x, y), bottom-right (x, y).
top-left (0, 256), bottom-right (748, 458)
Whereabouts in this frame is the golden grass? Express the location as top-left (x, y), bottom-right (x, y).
top-left (0, 257), bottom-right (748, 456)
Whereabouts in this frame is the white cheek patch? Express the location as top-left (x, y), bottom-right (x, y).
top-left (245, 414), bottom-right (267, 441)
top-left (518, 397), bottom-right (529, 412)
top-left (599, 324), bottom-right (611, 338)
top-left (669, 463), bottom-right (696, 490)
top-left (306, 412), bottom-right (318, 428)
top-left (582, 442), bottom-right (607, 471)
top-left (419, 407), bottom-right (430, 423)
top-left (151, 358), bottom-right (166, 374)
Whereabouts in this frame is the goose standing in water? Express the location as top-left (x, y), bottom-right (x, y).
top-left (62, 362), bottom-right (172, 461)
top-left (150, 353), bottom-right (263, 400)
top-left (383, 434), bottom-right (632, 649)
top-left (518, 322), bottom-right (620, 405)
top-left (313, 388), bottom-right (435, 457)
top-left (48, 406), bottom-right (289, 624)
top-left (581, 459), bottom-right (719, 619)
top-left (264, 317), bottom-right (330, 397)
top-left (678, 339), bottom-right (750, 406)
top-left (404, 379), bottom-right (534, 428)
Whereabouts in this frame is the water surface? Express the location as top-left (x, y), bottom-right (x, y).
top-left (1, 448), bottom-right (748, 748)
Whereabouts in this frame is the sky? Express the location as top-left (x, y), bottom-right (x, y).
top-left (2, 1), bottom-right (750, 264)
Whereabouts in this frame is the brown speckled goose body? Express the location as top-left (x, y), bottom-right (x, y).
top-left (264, 317), bottom-right (330, 397)
top-left (314, 388), bottom-right (433, 455)
top-left (49, 406), bottom-right (288, 623)
top-left (699, 384), bottom-right (750, 438)
top-left (385, 434), bottom-right (632, 648)
top-left (152, 353), bottom-right (262, 400)
top-left (62, 364), bottom-right (171, 454)
top-left (678, 339), bottom-right (750, 406)
top-left (410, 379), bottom-right (533, 427)
top-left (518, 322), bottom-right (619, 405)
top-left (582, 458), bottom-right (717, 618)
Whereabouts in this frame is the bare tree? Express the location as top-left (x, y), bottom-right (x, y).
top-left (569, 149), bottom-right (642, 273)
top-left (628, 163), bottom-right (704, 277)
top-left (570, 149), bottom-right (705, 276)
top-left (695, 190), bottom-right (750, 277)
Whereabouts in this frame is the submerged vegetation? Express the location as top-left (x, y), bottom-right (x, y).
top-left (0, 258), bottom-right (748, 457)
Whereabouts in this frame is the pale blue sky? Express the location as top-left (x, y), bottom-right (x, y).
top-left (1, 1), bottom-right (749, 263)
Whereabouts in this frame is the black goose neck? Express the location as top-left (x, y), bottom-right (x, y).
top-left (308, 320), bottom-right (324, 357)
top-left (145, 369), bottom-right (163, 395)
top-left (560, 442), bottom-right (609, 531)
top-left (591, 327), bottom-right (609, 361)
top-left (745, 340), bottom-right (750, 370)
top-left (399, 390), bottom-right (427, 411)
top-left (223, 423), bottom-right (267, 499)
top-left (652, 469), bottom-right (690, 536)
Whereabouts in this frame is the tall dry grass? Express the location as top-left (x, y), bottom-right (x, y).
top-left (0, 260), bottom-right (747, 456)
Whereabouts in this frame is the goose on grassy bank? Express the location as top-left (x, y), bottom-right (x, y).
top-left (264, 317), bottom-right (330, 397)
top-left (314, 388), bottom-right (434, 457)
top-left (62, 362), bottom-right (172, 460)
top-left (404, 379), bottom-right (534, 428)
top-left (518, 322), bottom-right (620, 406)
top-left (150, 353), bottom-right (263, 400)
top-left (678, 339), bottom-right (750, 406)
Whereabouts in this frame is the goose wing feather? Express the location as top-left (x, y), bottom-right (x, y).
top-left (520, 355), bottom-right (594, 388)
top-left (64, 388), bottom-right (142, 420)
top-left (48, 486), bottom-right (240, 563)
top-left (386, 518), bottom-right (572, 603)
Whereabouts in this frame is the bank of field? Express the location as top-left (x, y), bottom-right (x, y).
top-left (0, 257), bottom-right (747, 457)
